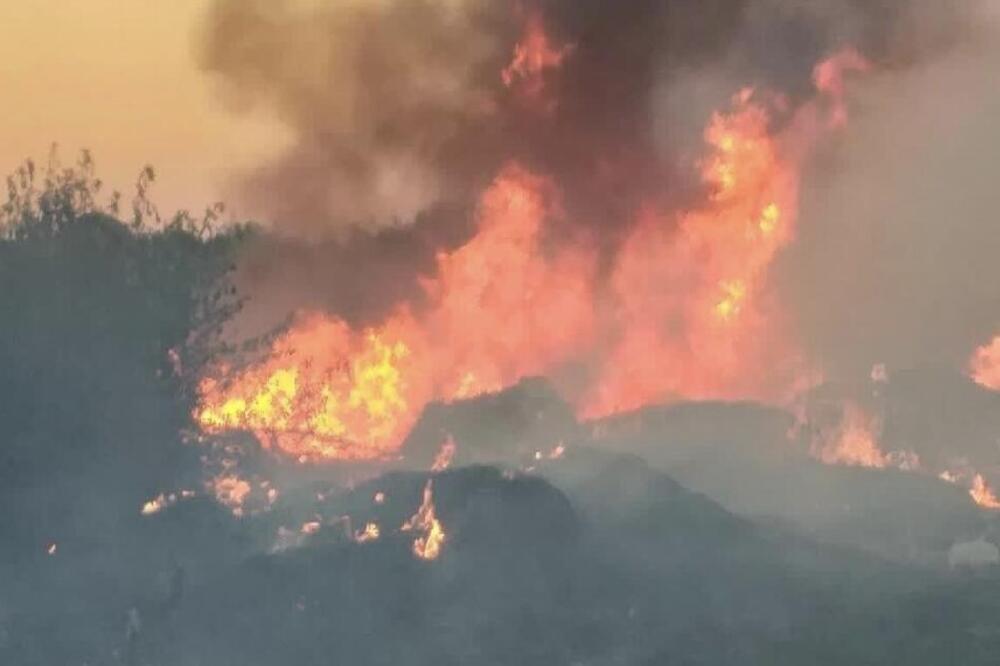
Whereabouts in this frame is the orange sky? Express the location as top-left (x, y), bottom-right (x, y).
top-left (0, 0), bottom-right (290, 220)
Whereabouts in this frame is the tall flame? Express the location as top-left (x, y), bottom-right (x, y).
top-left (195, 50), bottom-right (864, 463)
top-left (579, 88), bottom-right (803, 417)
top-left (810, 401), bottom-right (888, 469)
top-left (401, 480), bottom-right (446, 560)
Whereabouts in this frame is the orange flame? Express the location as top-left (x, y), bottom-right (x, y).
top-left (196, 314), bottom-right (421, 461)
top-left (401, 479), bottom-right (445, 560)
top-left (810, 401), bottom-right (888, 468)
top-left (354, 522), bottom-right (381, 543)
top-left (970, 474), bottom-right (1000, 510)
top-left (195, 52), bottom-right (863, 464)
top-left (579, 90), bottom-right (804, 416)
top-left (197, 165), bottom-right (593, 460)
top-left (970, 335), bottom-right (1000, 390)
top-left (501, 10), bottom-right (572, 110)
top-left (431, 435), bottom-right (457, 472)
top-left (211, 474), bottom-right (252, 516)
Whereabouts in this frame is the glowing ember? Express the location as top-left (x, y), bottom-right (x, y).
top-left (141, 494), bottom-right (169, 516)
top-left (401, 480), bottom-right (445, 561)
top-left (354, 522), bottom-right (381, 543)
top-left (197, 164), bottom-right (593, 460)
top-left (535, 443), bottom-right (566, 461)
top-left (141, 490), bottom-right (195, 516)
top-left (211, 475), bottom-right (252, 516)
top-left (579, 88), bottom-right (805, 417)
top-left (969, 474), bottom-right (1000, 510)
top-left (969, 335), bottom-right (1000, 390)
top-left (939, 470), bottom-right (961, 484)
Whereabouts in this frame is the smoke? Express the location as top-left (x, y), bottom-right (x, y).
top-left (775, 4), bottom-right (1000, 379)
top-left (198, 0), bottom-right (984, 338)
top-left (198, 0), bottom-right (515, 236)
top-left (199, 0), bottom-right (942, 239)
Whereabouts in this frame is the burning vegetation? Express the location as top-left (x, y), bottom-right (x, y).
top-left (195, 49), bottom-right (848, 462)
top-left (6, 1), bottom-right (1000, 664)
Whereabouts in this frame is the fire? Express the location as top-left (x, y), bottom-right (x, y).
top-left (142, 494), bottom-right (170, 516)
top-left (197, 165), bottom-right (593, 460)
top-left (197, 313), bottom-right (426, 461)
top-left (211, 474), bottom-right (252, 516)
top-left (501, 10), bottom-right (572, 110)
top-left (354, 522), bottom-right (381, 543)
top-left (431, 436), bottom-right (456, 472)
top-left (969, 335), bottom-right (1000, 390)
top-left (969, 474), bottom-right (1000, 510)
top-left (579, 89), bottom-right (804, 417)
top-left (939, 470), bottom-right (961, 484)
top-left (811, 401), bottom-right (888, 469)
top-left (195, 51), bottom-right (864, 464)
top-left (401, 479), bottom-right (445, 560)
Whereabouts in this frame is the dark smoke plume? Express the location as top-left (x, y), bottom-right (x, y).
top-left (200, 0), bottom-right (969, 238)
top-left (199, 0), bottom-right (988, 373)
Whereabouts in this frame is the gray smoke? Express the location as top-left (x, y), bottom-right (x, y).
top-left (775, 4), bottom-right (1000, 379)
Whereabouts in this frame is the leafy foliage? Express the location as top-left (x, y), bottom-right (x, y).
top-left (0, 151), bottom-right (248, 561)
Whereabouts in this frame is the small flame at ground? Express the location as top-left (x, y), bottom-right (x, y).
top-left (354, 522), bottom-right (380, 543)
top-left (970, 474), bottom-right (1000, 510)
top-left (811, 401), bottom-right (888, 469)
top-left (140, 490), bottom-right (196, 516)
top-left (401, 480), bottom-right (445, 561)
top-left (431, 436), bottom-right (456, 471)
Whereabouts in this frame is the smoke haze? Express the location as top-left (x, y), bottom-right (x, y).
top-left (777, 7), bottom-right (1000, 379)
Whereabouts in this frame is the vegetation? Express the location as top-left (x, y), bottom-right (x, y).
top-left (2, 153), bottom-right (999, 665)
top-left (0, 151), bottom-right (246, 564)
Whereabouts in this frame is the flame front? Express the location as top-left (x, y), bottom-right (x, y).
top-left (195, 50), bottom-right (867, 462)
top-left (197, 314), bottom-right (425, 461)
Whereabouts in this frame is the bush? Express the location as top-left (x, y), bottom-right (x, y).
top-left (0, 150), bottom-right (248, 562)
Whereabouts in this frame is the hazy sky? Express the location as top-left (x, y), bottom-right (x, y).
top-left (0, 0), bottom-right (290, 219)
